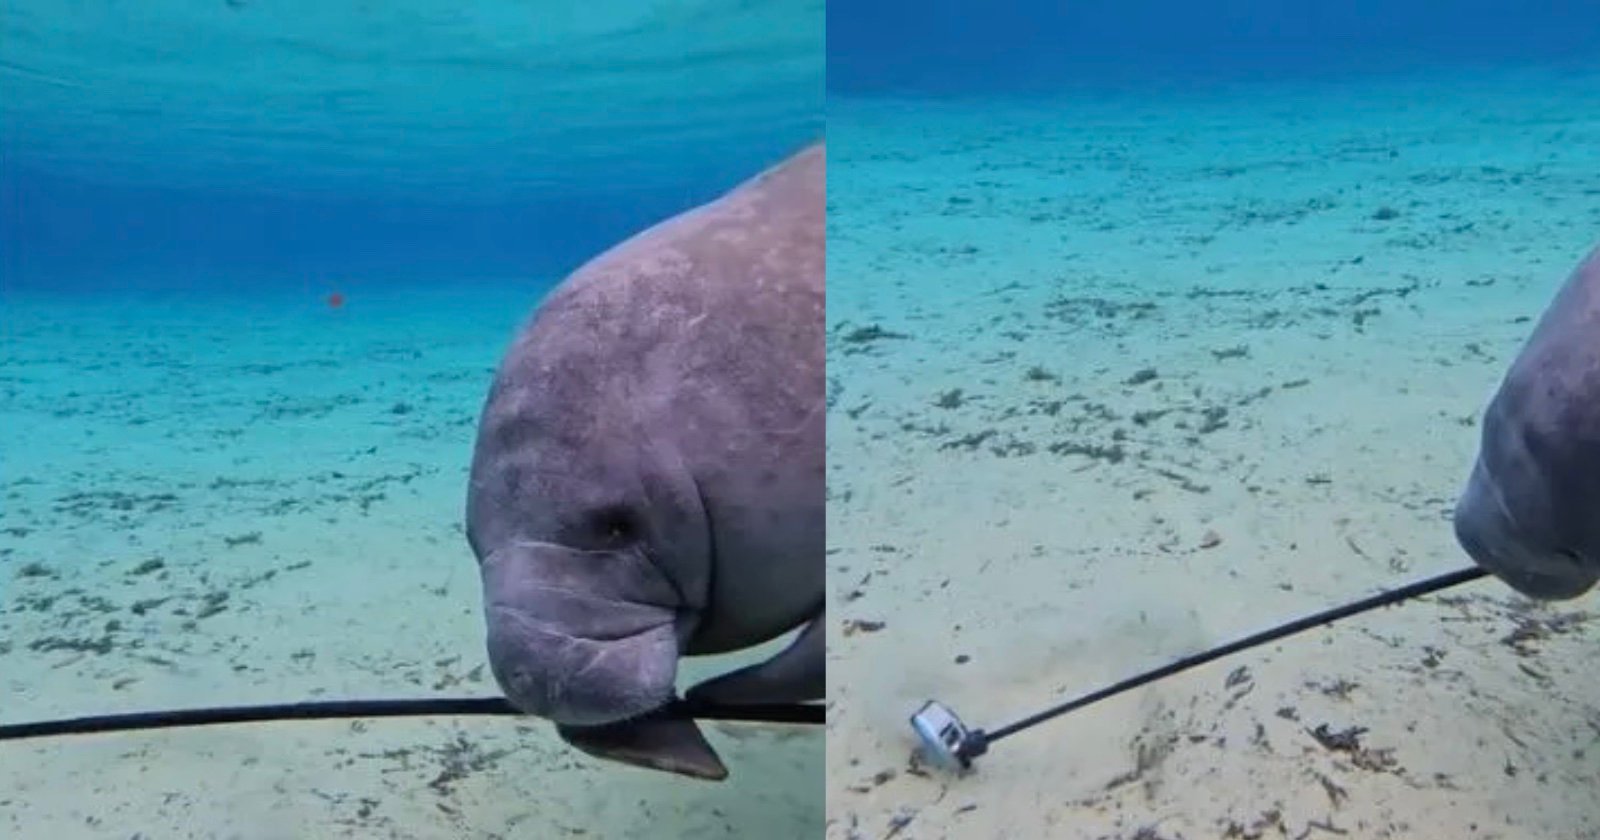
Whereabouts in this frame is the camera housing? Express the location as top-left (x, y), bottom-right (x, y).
top-left (909, 700), bottom-right (988, 771)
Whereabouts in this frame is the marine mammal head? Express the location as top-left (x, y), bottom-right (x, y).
top-left (1452, 247), bottom-right (1600, 601)
top-left (463, 141), bottom-right (824, 779)
top-left (1453, 458), bottom-right (1598, 600)
top-left (480, 539), bottom-right (687, 724)
top-left (465, 356), bottom-right (716, 725)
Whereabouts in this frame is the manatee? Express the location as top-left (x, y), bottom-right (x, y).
top-left (1453, 243), bottom-right (1600, 600)
top-left (465, 142), bottom-right (825, 780)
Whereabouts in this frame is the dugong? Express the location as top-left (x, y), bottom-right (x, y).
top-left (1454, 243), bottom-right (1600, 600)
top-left (465, 142), bottom-right (825, 780)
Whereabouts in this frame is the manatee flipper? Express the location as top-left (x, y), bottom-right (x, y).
top-left (685, 609), bottom-right (824, 705)
top-left (556, 707), bottom-right (728, 781)
top-left (558, 611), bottom-right (822, 781)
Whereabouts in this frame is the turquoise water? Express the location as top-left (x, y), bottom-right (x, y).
top-left (826, 4), bottom-right (1599, 839)
top-left (8, 1), bottom-right (1600, 837)
top-left (0, 2), bottom-right (822, 838)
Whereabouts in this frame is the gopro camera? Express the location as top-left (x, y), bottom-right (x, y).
top-left (909, 700), bottom-right (988, 771)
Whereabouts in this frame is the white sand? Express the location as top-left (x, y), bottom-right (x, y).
top-left (0, 281), bottom-right (821, 838)
top-left (825, 63), bottom-right (1600, 839)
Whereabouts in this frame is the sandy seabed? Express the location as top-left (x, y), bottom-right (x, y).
top-left (824, 64), bottom-right (1600, 839)
top-left (0, 283), bottom-right (821, 838)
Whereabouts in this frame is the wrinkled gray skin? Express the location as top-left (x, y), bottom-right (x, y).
top-left (1454, 244), bottom-right (1600, 600)
top-left (465, 142), bottom-right (824, 780)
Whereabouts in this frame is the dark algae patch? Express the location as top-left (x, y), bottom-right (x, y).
top-left (832, 321), bottom-right (911, 356)
top-left (1308, 723), bottom-right (1400, 773)
top-left (129, 558), bottom-right (165, 576)
top-left (15, 561), bottom-right (55, 579)
top-left (425, 734), bottom-right (512, 797)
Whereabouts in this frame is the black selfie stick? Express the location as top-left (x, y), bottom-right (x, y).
top-left (0, 695), bottom-right (821, 743)
top-left (912, 565), bottom-right (1489, 770)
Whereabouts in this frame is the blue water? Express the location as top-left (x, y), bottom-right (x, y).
top-left (825, 2), bottom-right (1599, 839)
top-left (3, 1), bottom-right (822, 292)
top-left (5, 0), bottom-right (1599, 837)
top-left (830, 0), bottom-right (1600, 95)
top-left (1, 2), bottom-right (822, 838)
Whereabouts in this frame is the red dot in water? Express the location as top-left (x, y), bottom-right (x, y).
top-left (327, 292), bottom-right (345, 309)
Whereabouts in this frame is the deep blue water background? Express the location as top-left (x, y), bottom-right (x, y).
top-left (6, 2), bottom-right (1595, 296)
top-left (0, 170), bottom-right (732, 292)
top-left (0, 1), bottom-right (822, 294)
top-left (828, 0), bottom-right (1600, 95)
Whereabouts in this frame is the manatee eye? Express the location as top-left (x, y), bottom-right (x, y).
top-left (588, 505), bottom-right (638, 546)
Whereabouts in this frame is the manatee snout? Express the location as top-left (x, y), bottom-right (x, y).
top-left (480, 541), bottom-right (687, 726)
top-left (1453, 461), bottom-right (1599, 600)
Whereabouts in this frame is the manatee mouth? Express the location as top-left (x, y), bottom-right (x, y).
top-left (1453, 463), bottom-right (1598, 601)
top-left (481, 541), bottom-right (687, 726)
top-left (486, 604), bottom-right (678, 725)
